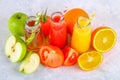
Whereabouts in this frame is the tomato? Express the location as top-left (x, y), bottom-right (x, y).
top-left (38, 45), bottom-right (64, 68)
top-left (63, 46), bottom-right (79, 66)
top-left (40, 16), bottom-right (50, 36)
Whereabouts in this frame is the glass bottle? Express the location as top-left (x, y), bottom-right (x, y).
top-left (25, 16), bottom-right (44, 52)
top-left (49, 12), bottom-right (67, 49)
top-left (71, 16), bottom-right (92, 53)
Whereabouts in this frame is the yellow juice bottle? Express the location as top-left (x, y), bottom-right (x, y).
top-left (71, 16), bottom-right (92, 53)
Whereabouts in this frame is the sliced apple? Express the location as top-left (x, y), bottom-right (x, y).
top-left (5, 35), bottom-right (26, 62)
top-left (19, 52), bottom-right (40, 74)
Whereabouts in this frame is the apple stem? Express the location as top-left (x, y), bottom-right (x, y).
top-left (17, 14), bottom-right (21, 19)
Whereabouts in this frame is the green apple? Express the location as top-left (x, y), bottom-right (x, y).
top-left (5, 35), bottom-right (26, 62)
top-left (8, 12), bottom-right (28, 36)
top-left (19, 52), bottom-right (40, 74)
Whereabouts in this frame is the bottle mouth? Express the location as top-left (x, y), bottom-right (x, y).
top-left (51, 12), bottom-right (64, 23)
top-left (77, 16), bottom-right (90, 28)
top-left (25, 16), bottom-right (40, 31)
top-left (26, 16), bottom-right (36, 26)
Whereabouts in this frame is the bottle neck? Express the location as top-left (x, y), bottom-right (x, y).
top-left (51, 11), bottom-right (64, 24)
top-left (25, 16), bottom-right (40, 32)
top-left (76, 16), bottom-right (90, 29)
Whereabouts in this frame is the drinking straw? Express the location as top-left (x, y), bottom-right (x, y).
top-left (89, 13), bottom-right (96, 21)
top-left (35, 12), bottom-right (41, 26)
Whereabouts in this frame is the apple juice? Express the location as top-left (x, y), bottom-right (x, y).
top-left (25, 16), bottom-right (44, 52)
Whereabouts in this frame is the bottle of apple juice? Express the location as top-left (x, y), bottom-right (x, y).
top-left (71, 16), bottom-right (92, 53)
top-left (25, 16), bottom-right (44, 52)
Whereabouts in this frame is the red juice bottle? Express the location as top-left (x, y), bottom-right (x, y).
top-left (49, 12), bottom-right (67, 48)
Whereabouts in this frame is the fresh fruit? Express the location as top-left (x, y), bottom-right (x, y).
top-left (91, 27), bottom-right (117, 52)
top-left (40, 10), bottom-right (50, 36)
top-left (64, 8), bottom-right (89, 34)
top-left (77, 51), bottom-right (103, 71)
top-left (8, 12), bottom-right (28, 36)
top-left (5, 35), bottom-right (26, 62)
top-left (41, 16), bottom-right (50, 36)
top-left (38, 45), bottom-right (64, 68)
top-left (19, 52), bottom-right (40, 74)
top-left (63, 46), bottom-right (79, 66)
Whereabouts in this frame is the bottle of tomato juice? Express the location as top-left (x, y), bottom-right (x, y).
top-left (49, 12), bottom-right (67, 49)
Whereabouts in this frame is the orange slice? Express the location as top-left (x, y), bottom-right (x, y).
top-left (91, 27), bottom-right (117, 52)
top-left (77, 51), bottom-right (103, 71)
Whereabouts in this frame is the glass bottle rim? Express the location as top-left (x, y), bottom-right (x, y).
top-left (51, 11), bottom-right (64, 23)
top-left (25, 16), bottom-right (40, 31)
top-left (76, 16), bottom-right (91, 28)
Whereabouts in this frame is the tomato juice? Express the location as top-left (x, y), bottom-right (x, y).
top-left (49, 12), bottom-right (67, 49)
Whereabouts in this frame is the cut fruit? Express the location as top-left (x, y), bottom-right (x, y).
top-left (77, 51), bottom-right (103, 71)
top-left (63, 46), bottom-right (79, 66)
top-left (38, 45), bottom-right (64, 68)
top-left (64, 8), bottom-right (89, 34)
top-left (5, 35), bottom-right (26, 62)
top-left (19, 52), bottom-right (40, 74)
top-left (91, 27), bottom-right (117, 52)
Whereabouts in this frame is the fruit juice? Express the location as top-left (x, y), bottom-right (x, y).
top-left (49, 12), bottom-right (67, 48)
top-left (25, 16), bottom-right (44, 52)
top-left (71, 16), bottom-right (92, 53)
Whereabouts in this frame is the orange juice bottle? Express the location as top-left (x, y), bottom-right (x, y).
top-left (71, 16), bottom-right (92, 53)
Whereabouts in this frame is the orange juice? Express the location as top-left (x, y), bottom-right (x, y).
top-left (71, 16), bottom-right (92, 53)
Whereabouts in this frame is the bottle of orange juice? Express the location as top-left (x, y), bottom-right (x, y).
top-left (71, 16), bottom-right (92, 53)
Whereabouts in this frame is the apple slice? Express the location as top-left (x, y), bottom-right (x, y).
top-left (5, 35), bottom-right (26, 62)
top-left (19, 52), bottom-right (40, 74)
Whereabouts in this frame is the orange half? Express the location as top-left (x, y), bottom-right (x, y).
top-left (77, 51), bottom-right (103, 71)
top-left (91, 27), bottom-right (117, 52)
